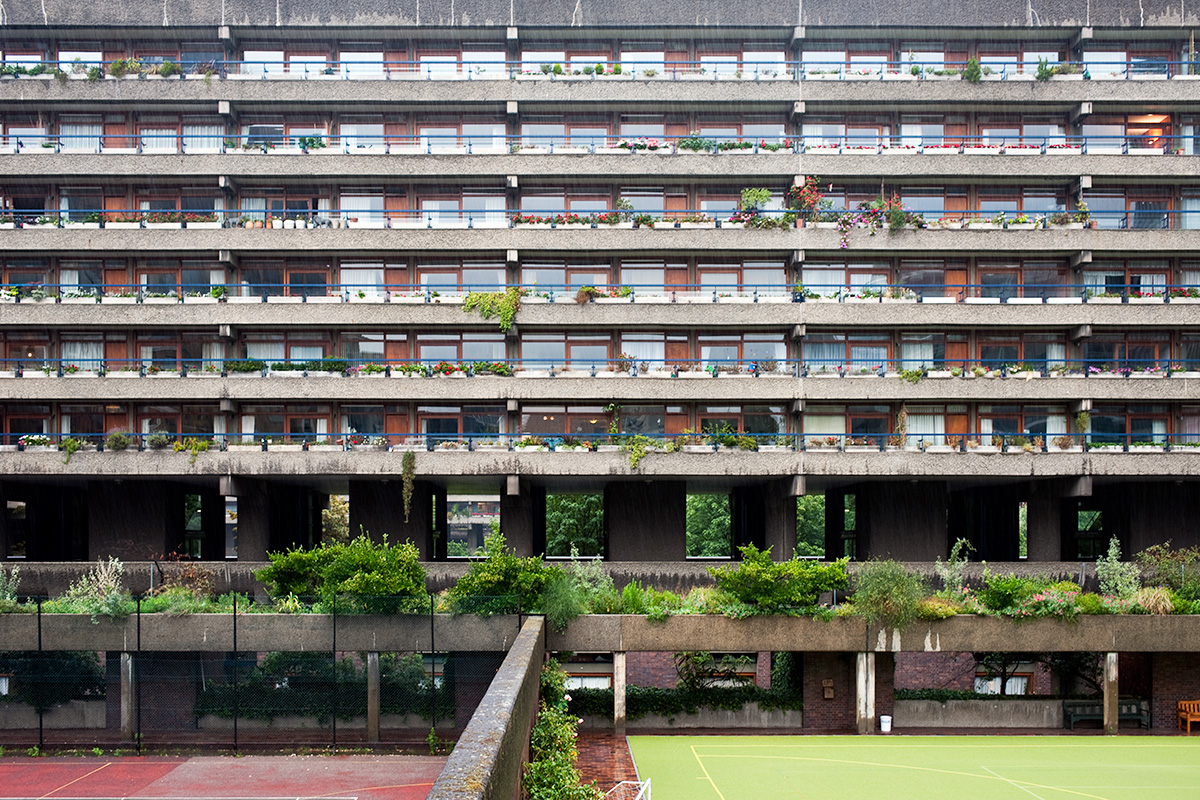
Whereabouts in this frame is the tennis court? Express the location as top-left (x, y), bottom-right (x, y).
top-left (0, 754), bottom-right (445, 799)
top-left (627, 735), bottom-right (1200, 800)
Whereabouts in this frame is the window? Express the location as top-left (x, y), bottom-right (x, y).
top-left (447, 494), bottom-right (501, 557)
top-left (58, 118), bottom-right (102, 152)
top-left (520, 334), bottom-right (611, 371)
top-left (1081, 260), bottom-right (1169, 296)
top-left (339, 50), bottom-right (384, 78)
top-left (240, 404), bottom-right (330, 443)
top-left (417, 405), bottom-right (504, 442)
top-left (416, 332), bottom-right (505, 363)
top-left (978, 260), bottom-right (1068, 300)
top-left (416, 262), bottom-right (505, 291)
top-left (59, 261), bottom-right (103, 296)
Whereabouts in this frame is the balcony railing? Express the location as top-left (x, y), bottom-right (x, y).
top-left (9, 57), bottom-right (1200, 83)
top-left (3, 281), bottom-right (1200, 305)
top-left (3, 132), bottom-right (1195, 156)
top-left (4, 430), bottom-right (1197, 455)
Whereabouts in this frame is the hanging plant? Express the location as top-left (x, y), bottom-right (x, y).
top-left (462, 287), bottom-right (526, 332)
top-left (402, 451), bottom-right (416, 523)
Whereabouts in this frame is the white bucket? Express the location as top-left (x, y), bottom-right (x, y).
top-left (880, 715), bottom-right (893, 733)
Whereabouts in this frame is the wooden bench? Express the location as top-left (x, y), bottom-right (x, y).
top-left (1063, 699), bottom-right (1150, 730)
top-left (1179, 701), bottom-right (1200, 734)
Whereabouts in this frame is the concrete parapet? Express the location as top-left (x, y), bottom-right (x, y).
top-left (893, 698), bottom-right (1064, 729)
top-left (427, 616), bottom-right (544, 800)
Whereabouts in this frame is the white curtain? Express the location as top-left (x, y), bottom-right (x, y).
top-left (1151, 419), bottom-right (1167, 442)
top-left (341, 267), bottom-right (385, 297)
top-left (59, 122), bottom-right (102, 152)
top-left (342, 194), bottom-right (384, 222)
top-left (1181, 270), bottom-right (1200, 290)
top-left (900, 340), bottom-right (935, 370)
top-left (850, 345), bottom-right (887, 370)
top-left (240, 197), bottom-right (267, 221)
top-left (1045, 342), bottom-right (1067, 368)
top-left (61, 341), bottom-right (102, 371)
top-left (804, 339), bottom-right (843, 370)
top-left (246, 342), bottom-right (285, 363)
top-left (202, 341), bottom-right (225, 371)
top-left (140, 128), bottom-right (177, 152)
top-left (906, 411), bottom-right (945, 445)
top-left (804, 414), bottom-right (846, 441)
top-left (1045, 413), bottom-right (1067, 436)
top-left (621, 337), bottom-right (665, 370)
top-left (1183, 415), bottom-right (1200, 443)
top-left (240, 414), bottom-right (255, 442)
top-left (290, 345), bottom-right (323, 362)
top-left (183, 124), bottom-right (224, 152)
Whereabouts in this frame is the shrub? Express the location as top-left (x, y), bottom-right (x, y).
top-left (47, 557), bottom-right (132, 621)
top-left (446, 532), bottom-right (552, 614)
top-left (850, 560), bottom-right (927, 628)
top-left (963, 56), bottom-right (982, 82)
top-left (104, 430), bottom-right (133, 451)
top-left (146, 433), bottom-right (172, 450)
top-left (978, 572), bottom-right (1039, 612)
top-left (255, 535), bottom-right (427, 613)
top-left (1076, 592), bottom-right (1110, 615)
top-left (524, 662), bottom-right (602, 800)
top-left (1135, 541), bottom-right (1200, 591)
top-left (1096, 536), bottom-right (1140, 599)
top-left (0, 651), bottom-right (105, 712)
top-left (707, 544), bottom-right (848, 614)
top-left (918, 596), bottom-right (962, 619)
top-left (0, 564), bottom-right (20, 611)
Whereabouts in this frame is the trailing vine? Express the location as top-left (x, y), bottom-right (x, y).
top-left (174, 436), bottom-right (209, 464)
top-left (623, 434), bottom-right (656, 470)
top-left (462, 287), bottom-right (525, 332)
top-left (401, 451), bottom-right (416, 523)
top-left (60, 437), bottom-right (85, 465)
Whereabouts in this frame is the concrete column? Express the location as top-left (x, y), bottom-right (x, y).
top-left (1103, 652), bottom-right (1119, 735)
top-left (855, 652), bottom-right (875, 734)
top-left (613, 651), bottom-right (627, 736)
top-left (732, 480), bottom-right (797, 559)
top-left (500, 478), bottom-right (539, 557)
top-left (606, 481), bottom-right (686, 560)
top-left (89, 480), bottom-right (174, 560)
top-left (1025, 489), bottom-right (1063, 561)
top-left (860, 482), bottom-right (947, 560)
top-left (366, 652), bottom-right (380, 743)
top-left (120, 652), bottom-right (136, 741)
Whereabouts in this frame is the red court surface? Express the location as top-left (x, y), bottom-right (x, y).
top-left (0, 755), bottom-right (445, 800)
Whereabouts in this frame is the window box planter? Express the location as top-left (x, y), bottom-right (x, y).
top-left (142, 295), bottom-right (178, 304)
top-left (882, 71), bottom-right (918, 81)
top-left (757, 445), bottom-right (793, 453)
top-left (1046, 296), bottom-right (1083, 304)
top-left (514, 444), bottom-right (548, 452)
top-left (308, 444), bottom-right (346, 453)
top-left (804, 145), bottom-right (841, 154)
top-left (926, 370), bottom-right (954, 378)
top-left (268, 443), bottom-right (305, 452)
top-left (844, 445), bottom-right (878, 452)
top-left (1128, 296), bottom-right (1164, 304)
top-left (925, 445), bottom-right (956, 453)
top-left (64, 222), bottom-right (101, 229)
top-left (1005, 223), bottom-right (1038, 230)
top-left (971, 445), bottom-right (1000, 454)
top-left (682, 445), bottom-right (715, 453)
top-left (1088, 296), bottom-right (1123, 304)
top-left (1047, 445), bottom-right (1084, 453)
top-left (25, 223), bottom-right (60, 230)
top-left (105, 221), bottom-right (143, 230)
top-left (880, 146), bottom-right (919, 154)
top-left (1047, 223), bottom-right (1085, 230)
top-left (144, 222), bottom-right (183, 230)
top-left (1002, 146), bottom-right (1042, 155)
top-left (23, 445), bottom-right (58, 453)
top-left (185, 221), bottom-right (223, 229)
top-left (1046, 146), bottom-right (1083, 155)
top-left (1128, 148), bottom-right (1165, 155)
top-left (964, 297), bottom-right (1001, 304)
top-left (964, 222), bottom-right (1000, 230)
top-left (963, 146), bottom-right (1002, 155)
top-left (351, 443), bottom-right (388, 452)
top-left (345, 219), bottom-right (388, 229)
top-left (1006, 296), bottom-right (1043, 304)
top-left (923, 146), bottom-right (961, 155)
top-left (1129, 445), bottom-right (1165, 453)
top-left (1088, 445), bottom-right (1124, 453)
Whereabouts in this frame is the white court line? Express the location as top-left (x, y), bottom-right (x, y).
top-left (982, 766), bottom-right (1052, 800)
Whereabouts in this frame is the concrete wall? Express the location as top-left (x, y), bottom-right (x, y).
top-left (860, 482), bottom-right (947, 561)
top-left (427, 616), bottom-right (544, 800)
top-left (0, 699), bottom-right (106, 729)
top-left (1, 0), bottom-right (1192, 31)
top-left (894, 698), bottom-right (1064, 729)
top-left (581, 705), bottom-right (802, 730)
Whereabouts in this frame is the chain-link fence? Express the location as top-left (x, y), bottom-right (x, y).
top-left (0, 596), bottom-right (520, 752)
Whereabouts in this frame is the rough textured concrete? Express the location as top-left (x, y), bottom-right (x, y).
top-left (605, 481), bottom-right (687, 561)
top-left (582, 705), bottom-right (802, 729)
top-left (427, 616), bottom-right (544, 800)
top-left (894, 698), bottom-right (1064, 728)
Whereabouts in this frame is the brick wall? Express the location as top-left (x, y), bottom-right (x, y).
top-left (875, 652), bottom-right (895, 719)
top-left (802, 652), bottom-right (855, 731)
top-left (627, 652), bottom-right (677, 688)
top-left (1152, 652), bottom-right (1200, 730)
top-left (894, 652), bottom-right (977, 690)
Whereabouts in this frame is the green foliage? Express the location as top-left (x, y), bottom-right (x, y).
top-left (461, 287), bottom-right (524, 332)
top-left (1135, 541), bottom-right (1200, 592)
top-left (978, 572), bottom-right (1037, 611)
top-left (541, 571), bottom-right (587, 632)
top-left (321, 495), bottom-right (350, 544)
top-left (525, 662), bottom-right (601, 800)
top-left (59, 436), bottom-right (86, 464)
top-left (0, 651), bottom-right (104, 712)
top-left (544, 495), bottom-right (604, 557)
top-left (146, 433), bottom-right (172, 450)
top-left (708, 545), bottom-right (849, 614)
top-left (963, 56), bottom-right (982, 82)
top-left (849, 560), bottom-right (927, 628)
top-left (44, 557), bottom-right (132, 621)
top-left (1036, 57), bottom-right (1054, 81)
top-left (1096, 536), bottom-right (1140, 599)
top-left (674, 651), bottom-right (752, 691)
top-left (104, 430), bottom-right (133, 451)
top-left (255, 535), bottom-right (427, 613)
top-left (446, 532), bottom-right (552, 614)
top-left (225, 359), bottom-right (266, 373)
top-left (622, 434), bottom-right (657, 470)
top-left (686, 494), bottom-right (731, 558)
top-left (568, 682), bottom-right (802, 722)
top-left (739, 187), bottom-right (773, 211)
top-left (795, 495), bottom-right (825, 557)
top-left (0, 564), bottom-right (20, 611)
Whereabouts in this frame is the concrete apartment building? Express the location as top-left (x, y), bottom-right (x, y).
top-left (1, 0), bottom-right (1199, 576)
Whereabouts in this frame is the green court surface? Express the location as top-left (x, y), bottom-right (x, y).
top-left (627, 735), bottom-right (1200, 800)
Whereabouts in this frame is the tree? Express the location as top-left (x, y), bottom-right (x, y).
top-left (974, 652), bottom-right (1029, 696)
top-left (686, 494), bottom-right (731, 557)
top-left (544, 494), bottom-right (604, 556)
top-left (321, 494), bottom-right (350, 544)
top-left (796, 496), bottom-right (825, 557)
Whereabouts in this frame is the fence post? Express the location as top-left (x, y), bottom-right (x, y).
top-left (232, 593), bottom-right (238, 753)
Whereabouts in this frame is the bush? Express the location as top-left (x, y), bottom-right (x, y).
top-left (978, 572), bottom-right (1039, 612)
top-left (707, 544), bottom-right (848, 614)
top-left (1096, 536), bottom-right (1140, 599)
top-left (1135, 541), bottom-right (1200, 591)
top-left (45, 557), bottom-right (132, 621)
top-left (849, 560), bottom-right (927, 628)
top-left (0, 651), bottom-right (105, 712)
top-left (255, 535), bottom-right (427, 613)
top-left (1133, 586), bottom-right (1174, 615)
top-left (104, 430), bottom-right (133, 451)
top-left (524, 662), bottom-right (602, 800)
top-left (1076, 592), bottom-right (1110, 615)
top-left (446, 532), bottom-right (552, 615)
top-left (934, 538), bottom-right (973, 594)
top-left (0, 564), bottom-right (20, 611)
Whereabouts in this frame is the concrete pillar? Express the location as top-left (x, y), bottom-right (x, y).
top-left (1103, 652), bottom-right (1119, 735)
top-left (855, 652), bottom-right (875, 734)
top-left (860, 482), bottom-right (947, 560)
top-left (613, 651), bottom-right (627, 736)
top-left (231, 478), bottom-right (270, 560)
top-left (732, 480), bottom-right (797, 559)
top-left (500, 478), bottom-right (540, 557)
top-left (349, 479), bottom-right (438, 555)
top-left (120, 652), bottom-right (136, 741)
top-left (1025, 489), bottom-right (1063, 561)
top-left (824, 488), bottom-right (846, 560)
top-left (366, 652), bottom-right (380, 743)
top-left (606, 481), bottom-right (686, 560)
top-left (88, 481), bottom-right (173, 560)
